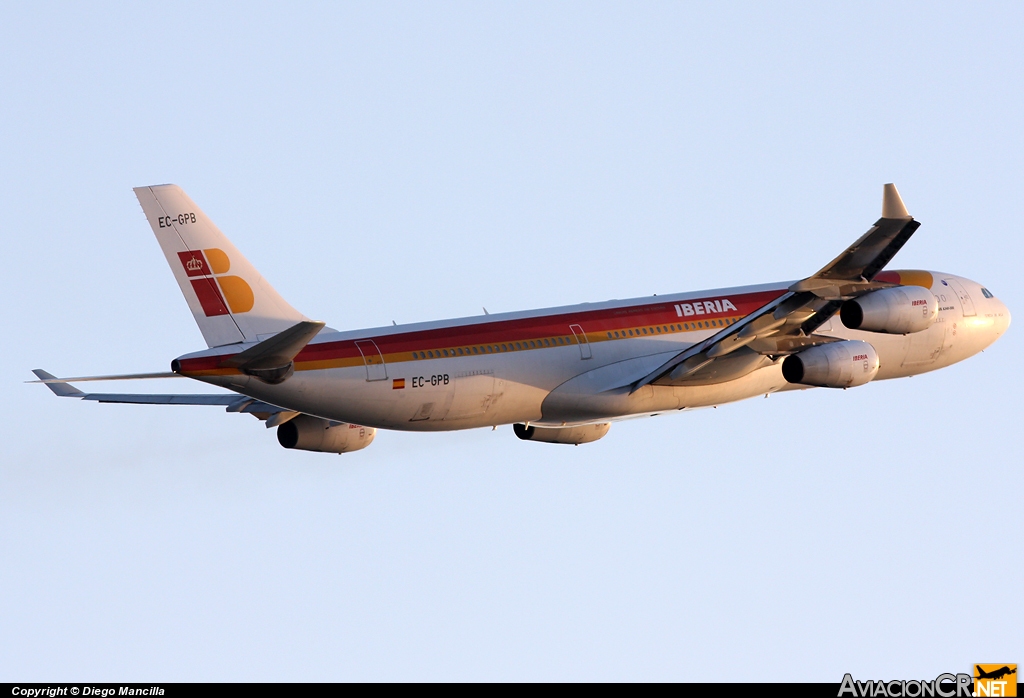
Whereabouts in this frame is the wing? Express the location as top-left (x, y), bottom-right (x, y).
top-left (31, 369), bottom-right (299, 427)
top-left (633, 183), bottom-right (920, 390)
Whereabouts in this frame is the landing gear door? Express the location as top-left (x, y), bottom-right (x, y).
top-left (942, 278), bottom-right (976, 317)
top-left (354, 339), bottom-right (388, 381)
top-left (569, 324), bottom-right (592, 359)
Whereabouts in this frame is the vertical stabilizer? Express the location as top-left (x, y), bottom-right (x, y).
top-left (134, 185), bottom-right (308, 347)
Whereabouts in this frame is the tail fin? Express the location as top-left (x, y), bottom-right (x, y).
top-left (134, 185), bottom-right (308, 347)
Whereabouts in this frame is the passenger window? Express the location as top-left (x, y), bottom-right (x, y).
top-left (515, 342), bottom-right (522, 350)
top-left (472, 347), bottom-right (479, 354)
top-left (457, 348), bottom-right (464, 355)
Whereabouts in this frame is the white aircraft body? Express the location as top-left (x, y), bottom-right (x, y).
top-left (35, 184), bottom-right (1010, 453)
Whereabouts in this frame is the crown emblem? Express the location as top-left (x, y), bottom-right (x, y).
top-left (186, 257), bottom-right (203, 272)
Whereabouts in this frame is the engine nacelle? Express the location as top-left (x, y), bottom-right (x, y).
top-left (513, 422), bottom-right (610, 445)
top-left (840, 286), bottom-right (937, 334)
top-left (277, 415), bottom-right (375, 454)
top-left (781, 340), bottom-right (879, 389)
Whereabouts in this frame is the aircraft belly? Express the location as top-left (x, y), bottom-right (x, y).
top-left (305, 352), bottom-right (574, 431)
top-left (672, 363), bottom-right (788, 409)
top-left (823, 325), bottom-right (944, 380)
top-left (540, 360), bottom-right (790, 423)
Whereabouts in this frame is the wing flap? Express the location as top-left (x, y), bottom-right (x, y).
top-left (80, 394), bottom-right (241, 405)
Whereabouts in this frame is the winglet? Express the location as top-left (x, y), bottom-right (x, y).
top-left (32, 370), bottom-right (85, 398)
top-left (882, 183), bottom-right (911, 220)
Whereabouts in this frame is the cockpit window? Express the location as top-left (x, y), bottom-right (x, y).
top-left (981, 287), bottom-right (995, 299)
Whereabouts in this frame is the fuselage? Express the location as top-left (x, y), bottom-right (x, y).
top-left (174, 269), bottom-right (1009, 431)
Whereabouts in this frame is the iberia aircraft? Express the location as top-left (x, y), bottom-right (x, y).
top-left (34, 184), bottom-right (1010, 453)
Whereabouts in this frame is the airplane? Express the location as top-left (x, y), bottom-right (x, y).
top-left (33, 183), bottom-right (1010, 453)
top-left (975, 666), bottom-right (1017, 681)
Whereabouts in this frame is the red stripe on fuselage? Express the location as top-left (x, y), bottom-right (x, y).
top-left (176, 288), bottom-right (786, 372)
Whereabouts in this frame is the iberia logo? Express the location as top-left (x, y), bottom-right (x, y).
top-left (177, 248), bottom-right (254, 317)
top-left (975, 664), bottom-right (1017, 697)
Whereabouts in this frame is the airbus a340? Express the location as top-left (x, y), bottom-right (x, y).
top-left (34, 184), bottom-right (1009, 453)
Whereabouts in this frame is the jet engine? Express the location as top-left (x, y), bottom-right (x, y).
top-left (513, 422), bottom-right (610, 445)
top-left (277, 415), bottom-right (376, 454)
top-left (781, 340), bottom-right (879, 388)
top-left (840, 286), bottom-right (937, 334)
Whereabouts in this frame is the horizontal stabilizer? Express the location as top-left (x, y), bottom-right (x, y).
top-left (78, 393), bottom-right (293, 418)
top-left (32, 371), bottom-right (298, 421)
top-left (221, 320), bottom-right (325, 368)
top-left (29, 371), bottom-right (182, 384)
top-left (217, 319), bottom-right (325, 383)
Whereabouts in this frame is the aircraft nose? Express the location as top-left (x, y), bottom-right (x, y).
top-left (996, 299), bottom-right (1011, 334)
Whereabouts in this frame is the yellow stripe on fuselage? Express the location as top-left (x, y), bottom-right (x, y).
top-left (179, 315), bottom-right (745, 378)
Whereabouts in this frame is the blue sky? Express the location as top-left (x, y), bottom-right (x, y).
top-left (1, 2), bottom-right (1021, 681)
